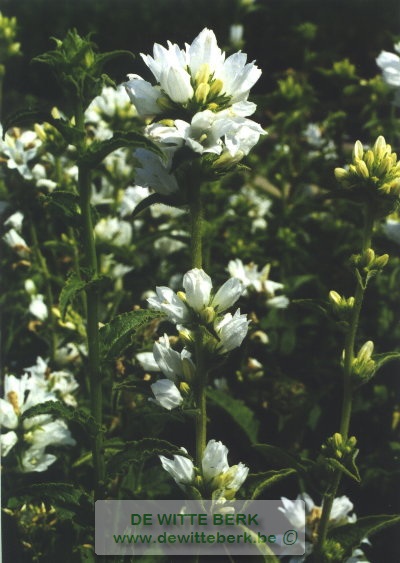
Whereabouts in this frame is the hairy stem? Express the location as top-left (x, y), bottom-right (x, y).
top-left (75, 101), bottom-right (105, 501)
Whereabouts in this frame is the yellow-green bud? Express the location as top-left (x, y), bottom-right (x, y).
top-left (179, 381), bottom-right (191, 395)
top-left (181, 358), bottom-right (195, 382)
top-left (333, 432), bottom-right (343, 449)
top-left (358, 340), bottom-right (374, 363)
top-left (334, 167), bottom-right (348, 181)
top-left (373, 135), bottom-right (387, 160)
top-left (200, 306), bottom-right (215, 324)
top-left (329, 290), bottom-right (342, 307)
top-left (179, 328), bottom-right (194, 345)
top-left (355, 159), bottom-right (369, 178)
top-left (195, 83), bottom-right (210, 104)
top-left (364, 149), bottom-right (374, 169)
top-left (209, 79), bottom-right (224, 97)
top-left (347, 436), bottom-right (357, 447)
top-left (353, 140), bottom-right (364, 160)
top-left (195, 63), bottom-right (211, 86)
top-left (177, 291), bottom-right (187, 303)
top-left (374, 253), bottom-right (389, 268)
top-left (363, 248), bottom-right (375, 267)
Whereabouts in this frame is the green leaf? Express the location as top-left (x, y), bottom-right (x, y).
top-left (244, 468), bottom-right (296, 502)
top-left (324, 454), bottom-right (361, 482)
top-left (206, 389), bottom-right (259, 444)
top-left (130, 193), bottom-right (183, 219)
top-left (10, 482), bottom-right (87, 507)
top-left (253, 443), bottom-right (311, 475)
top-left (106, 438), bottom-right (191, 476)
top-left (328, 514), bottom-right (400, 559)
top-left (59, 271), bottom-right (110, 320)
top-left (374, 351), bottom-right (400, 371)
top-left (99, 309), bottom-right (165, 361)
top-left (59, 272), bottom-right (87, 320)
top-left (21, 401), bottom-right (101, 438)
top-left (78, 131), bottom-right (164, 167)
top-left (42, 190), bottom-right (81, 225)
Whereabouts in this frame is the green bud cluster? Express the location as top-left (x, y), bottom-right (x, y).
top-left (33, 29), bottom-right (131, 111)
top-left (351, 341), bottom-right (376, 384)
top-left (328, 290), bottom-right (355, 319)
top-left (321, 432), bottom-right (358, 461)
top-left (350, 248), bottom-right (389, 273)
top-left (0, 12), bottom-right (21, 69)
top-left (334, 136), bottom-right (400, 217)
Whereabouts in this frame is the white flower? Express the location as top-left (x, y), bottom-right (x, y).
top-left (214, 309), bottom-right (250, 352)
top-left (202, 439), bottom-right (229, 481)
top-left (150, 379), bottom-right (183, 410)
top-left (48, 370), bottom-right (79, 406)
top-left (148, 286), bottom-right (189, 324)
top-left (94, 217), bottom-right (132, 246)
top-left (376, 45), bottom-right (400, 87)
top-left (124, 75), bottom-right (162, 117)
top-left (2, 228), bottom-right (30, 258)
top-left (136, 351), bottom-right (161, 372)
top-left (0, 128), bottom-right (41, 180)
top-left (134, 148), bottom-right (179, 195)
top-left (202, 439), bottom-right (249, 496)
top-left (4, 211), bottom-right (24, 231)
top-left (54, 343), bottom-right (80, 366)
top-left (29, 294), bottom-right (48, 321)
top-left (0, 431), bottom-right (18, 457)
top-left (152, 334), bottom-right (194, 382)
top-left (124, 28), bottom-right (261, 115)
top-left (159, 448), bottom-right (195, 488)
top-left (228, 259), bottom-right (289, 307)
top-left (383, 218), bottom-right (400, 245)
top-left (211, 277), bottom-right (243, 312)
top-left (20, 447), bottom-right (57, 473)
top-left (183, 268), bottom-right (213, 312)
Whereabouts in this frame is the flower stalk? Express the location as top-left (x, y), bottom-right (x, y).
top-left (314, 205), bottom-right (375, 561)
top-left (75, 100), bottom-right (105, 501)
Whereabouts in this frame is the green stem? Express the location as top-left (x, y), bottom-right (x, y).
top-left (189, 180), bottom-right (207, 467)
top-left (314, 206), bottom-right (374, 561)
top-left (76, 101), bottom-right (105, 501)
top-left (190, 181), bottom-right (203, 270)
top-left (29, 221), bottom-right (57, 362)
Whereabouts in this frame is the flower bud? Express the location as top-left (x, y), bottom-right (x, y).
top-left (195, 63), bottom-right (211, 86)
top-left (334, 167), bottom-right (348, 181)
top-left (200, 306), bottom-right (216, 324)
top-left (195, 83), bottom-right (210, 104)
top-left (209, 79), bottom-right (224, 98)
top-left (374, 253), bottom-right (389, 269)
top-left (353, 140), bottom-right (364, 160)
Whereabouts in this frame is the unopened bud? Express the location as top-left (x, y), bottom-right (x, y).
top-left (353, 140), bottom-right (364, 160)
top-left (182, 358), bottom-right (196, 382)
top-left (358, 340), bottom-right (374, 363)
top-left (374, 253), bottom-right (389, 268)
top-left (179, 381), bottom-right (190, 396)
top-left (179, 328), bottom-right (193, 345)
top-left (355, 159), bottom-right (369, 178)
top-left (334, 167), bottom-right (348, 181)
top-left (195, 83), bottom-right (210, 104)
top-left (373, 135), bottom-right (387, 160)
top-left (364, 149), bottom-right (374, 169)
top-left (333, 433), bottom-right (343, 449)
top-left (329, 290), bottom-right (342, 306)
top-left (177, 291), bottom-right (187, 303)
top-left (209, 79), bottom-right (224, 98)
top-left (195, 63), bottom-right (211, 86)
top-left (200, 306), bottom-right (215, 324)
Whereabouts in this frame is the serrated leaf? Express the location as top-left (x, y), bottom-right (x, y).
top-left (374, 351), bottom-right (400, 371)
top-left (78, 131), bottom-right (163, 167)
top-left (328, 514), bottom-right (400, 559)
top-left (206, 389), bottom-right (259, 444)
top-left (325, 454), bottom-right (361, 482)
top-left (254, 443), bottom-right (311, 475)
top-left (11, 482), bottom-right (87, 507)
top-left (21, 401), bottom-right (101, 438)
top-left (106, 438), bottom-right (191, 476)
top-left (59, 272), bottom-right (87, 320)
top-left (42, 190), bottom-right (81, 225)
top-left (99, 309), bottom-right (165, 361)
top-left (244, 468), bottom-right (296, 502)
top-left (59, 271), bottom-right (110, 320)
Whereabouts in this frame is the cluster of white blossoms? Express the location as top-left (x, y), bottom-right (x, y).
top-left (228, 258), bottom-right (289, 308)
top-left (279, 494), bottom-right (370, 563)
top-left (0, 357), bottom-right (78, 472)
top-left (124, 28), bottom-right (266, 186)
top-left (160, 439), bottom-right (248, 500)
top-left (143, 268), bottom-right (249, 409)
top-left (376, 43), bottom-right (400, 106)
